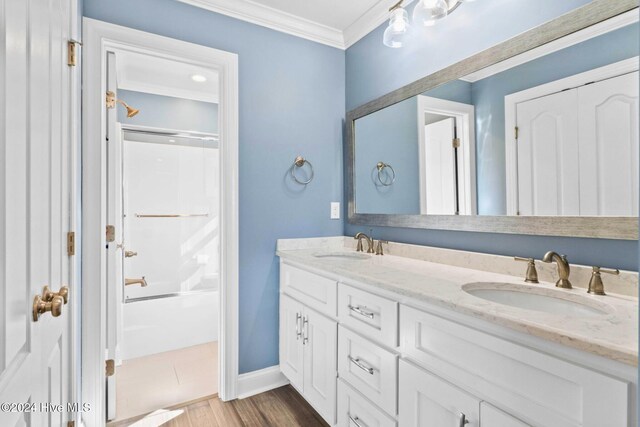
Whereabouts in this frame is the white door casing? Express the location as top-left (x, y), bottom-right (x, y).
top-left (0, 0), bottom-right (78, 426)
top-left (82, 19), bottom-right (239, 426)
top-left (417, 96), bottom-right (476, 215)
top-left (105, 52), bottom-right (123, 421)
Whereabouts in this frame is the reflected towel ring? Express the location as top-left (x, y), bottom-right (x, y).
top-left (376, 162), bottom-right (395, 186)
top-left (291, 156), bottom-right (314, 185)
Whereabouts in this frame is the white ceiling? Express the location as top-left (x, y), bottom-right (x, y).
top-left (115, 50), bottom-right (220, 103)
top-left (178, 0), bottom-right (405, 49)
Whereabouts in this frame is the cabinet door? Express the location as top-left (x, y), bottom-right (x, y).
top-left (399, 360), bottom-right (480, 427)
top-left (303, 306), bottom-right (338, 425)
top-left (280, 294), bottom-right (304, 390)
top-left (480, 402), bottom-right (530, 427)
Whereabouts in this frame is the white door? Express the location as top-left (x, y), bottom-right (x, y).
top-left (424, 118), bottom-right (457, 215)
top-left (279, 295), bottom-right (304, 391)
top-left (303, 306), bottom-right (337, 425)
top-left (398, 360), bottom-right (480, 427)
top-left (578, 71), bottom-right (639, 216)
top-left (0, 0), bottom-right (76, 426)
top-left (516, 89), bottom-right (579, 216)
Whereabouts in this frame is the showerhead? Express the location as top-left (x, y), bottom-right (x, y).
top-left (105, 91), bottom-right (141, 118)
top-left (124, 104), bottom-right (140, 118)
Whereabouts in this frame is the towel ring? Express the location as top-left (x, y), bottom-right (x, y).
top-left (291, 156), bottom-right (314, 185)
top-left (376, 162), bottom-right (395, 186)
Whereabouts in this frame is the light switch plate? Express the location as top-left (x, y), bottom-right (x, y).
top-left (331, 202), bottom-right (340, 219)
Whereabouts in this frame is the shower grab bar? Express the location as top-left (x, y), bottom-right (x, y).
top-left (134, 213), bottom-right (209, 218)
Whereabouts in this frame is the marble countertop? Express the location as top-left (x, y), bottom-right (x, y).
top-left (277, 247), bottom-right (638, 366)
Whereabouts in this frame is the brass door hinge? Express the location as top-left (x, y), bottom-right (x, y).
top-left (106, 225), bottom-right (115, 243)
top-left (515, 126), bottom-right (519, 140)
top-left (452, 138), bottom-right (461, 148)
top-left (106, 359), bottom-right (115, 377)
top-left (67, 232), bottom-right (75, 256)
top-left (67, 40), bottom-right (81, 67)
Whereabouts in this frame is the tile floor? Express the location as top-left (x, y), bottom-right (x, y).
top-left (113, 342), bottom-right (218, 422)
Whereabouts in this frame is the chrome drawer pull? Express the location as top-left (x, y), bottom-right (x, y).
top-left (295, 312), bottom-right (302, 340)
top-left (458, 412), bottom-right (469, 427)
top-left (302, 316), bottom-right (309, 345)
top-left (348, 356), bottom-right (375, 375)
top-left (348, 304), bottom-right (375, 319)
top-left (349, 414), bottom-right (368, 427)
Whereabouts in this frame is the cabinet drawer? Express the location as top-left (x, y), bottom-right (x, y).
top-left (481, 402), bottom-right (530, 427)
top-left (337, 379), bottom-right (396, 427)
top-left (281, 263), bottom-right (337, 317)
top-left (399, 359), bottom-right (480, 427)
top-left (338, 284), bottom-right (398, 347)
top-left (338, 325), bottom-right (398, 416)
top-left (400, 305), bottom-right (630, 427)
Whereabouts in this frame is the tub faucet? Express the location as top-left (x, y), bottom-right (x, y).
top-left (542, 251), bottom-right (572, 289)
top-left (125, 277), bottom-right (148, 287)
top-left (354, 232), bottom-right (374, 254)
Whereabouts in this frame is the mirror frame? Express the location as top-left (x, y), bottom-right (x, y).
top-left (346, 0), bottom-right (639, 240)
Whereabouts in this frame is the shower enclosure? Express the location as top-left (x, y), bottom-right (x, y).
top-left (119, 127), bottom-right (220, 359)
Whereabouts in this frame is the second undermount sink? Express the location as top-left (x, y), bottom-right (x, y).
top-left (313, 251), bottom-right (370, 260)
top-left (463, 283), bottom-right (613, 317)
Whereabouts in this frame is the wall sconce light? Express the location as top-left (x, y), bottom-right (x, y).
top-left (383, 1), bottom-right (411, 48)
top-left (384, 0), bottom-right (469, 48)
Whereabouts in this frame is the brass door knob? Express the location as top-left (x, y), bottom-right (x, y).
top-left (124, 250), bottom-right (138, 258)
top-left (33, 295), bottom-right (64, 322)
top-left (42, 285), bottom-right (69, 304)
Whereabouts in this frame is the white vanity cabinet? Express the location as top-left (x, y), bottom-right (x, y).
top-left (278, 260), bottom-right (635, 427)
top-left (279, 265), bottom-right (338, 425)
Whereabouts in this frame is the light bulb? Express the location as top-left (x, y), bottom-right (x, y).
top-left (191, 74), bottom-right (207, 83)
top-left (383, 8), bottom-right (410, 48)
top-left (412, 0), bottom-right (449, 26)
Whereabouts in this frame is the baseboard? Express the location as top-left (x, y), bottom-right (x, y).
top-left (236, 365), bottom-right (289, 399)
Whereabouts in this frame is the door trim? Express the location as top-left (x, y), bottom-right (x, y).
top-left (417, 95), bottom-right (477, 216)
top-left (504, 56), bottom-right (639, 215)
top-left (81, 18), bottom-right (239, 426)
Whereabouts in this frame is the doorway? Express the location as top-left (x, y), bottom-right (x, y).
top-left (82, 19), bottom-right (239, 427)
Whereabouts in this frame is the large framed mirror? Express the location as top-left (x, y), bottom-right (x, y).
top-left (347, 0), bottom-right (639, 240)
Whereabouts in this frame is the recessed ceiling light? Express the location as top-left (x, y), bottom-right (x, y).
top-left (169, 139), bottom-right (176, 143)
top-left (191, 74), bottom-right (207, 83)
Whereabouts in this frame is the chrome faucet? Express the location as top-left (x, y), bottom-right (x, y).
top-left (542, 251), bottom-right (572, 289)
top-left (354, 232), bottom-right (374, 254)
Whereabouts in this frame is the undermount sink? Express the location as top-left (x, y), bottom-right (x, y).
top-left (463, 283), bottom-right (613, 317)
top-left (313, 251), bottom-right (370, 260)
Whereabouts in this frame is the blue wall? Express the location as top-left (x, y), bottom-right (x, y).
top-left (84, 0), bottom-right (345, 373)
top-left (117, 89), bottom-right (219, 134)
top-left (355, 97), bottom-right (420, 214)
top-left (346, 0), bottom-right (639, 272)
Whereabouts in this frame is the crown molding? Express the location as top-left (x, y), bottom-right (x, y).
top-left (344, 0), bottom-right (416, 49)
top-left (460, 9), bottom-right (639, 83)
top-left (177, 0), bottom-right (346, 49)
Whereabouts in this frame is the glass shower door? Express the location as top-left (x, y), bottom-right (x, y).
top-left (122, 133), bottom-right (219, 302)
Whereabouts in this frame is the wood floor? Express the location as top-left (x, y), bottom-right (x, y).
top-left (109, 385), bottom-right (330, 427)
